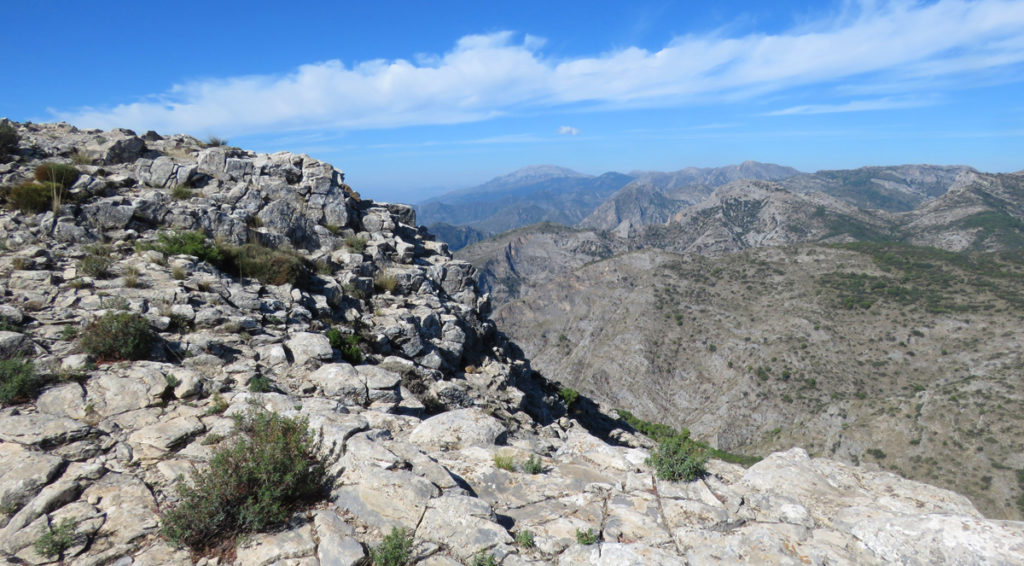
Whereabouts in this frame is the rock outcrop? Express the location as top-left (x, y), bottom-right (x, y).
top-left (0, 121), bottom-right (1022, 565)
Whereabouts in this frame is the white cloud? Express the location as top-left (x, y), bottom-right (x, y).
top-left (764, 97), bottom-right (937, 115)
top-left (53, 1), bottom-right (1024, 136)
top-left (558, 126), bottom-right (580, 136)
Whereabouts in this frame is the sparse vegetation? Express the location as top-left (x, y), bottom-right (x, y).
top-left (515, 529), bottom-right (535, 548)
top-left (326, 328), bottom-right (363, 364)
top-left (0, 122), bottom-right (18, 158)
top-left (160, 409), bottom-right (333, 551)
top-left (575, 527), bottom-right (599, 545)
top-left (170, 185), bottom-right (194, 200)
top-left (493, 452), bottom-right (516, 471)
top-left (248, 374), bottom-right (272, 393)
top-left (370, 526), bottom-right (412, 566)
top-left (34, 517), bottom-right (77, 559)
top-left (522, 454), bottom-right (544, 474)
top-left (374, 271), bottom-right (398, 293)
top-left (471, 550), bottom-right (498, 566)
top-left (205, 135), bottom-right (228, 147)
top-left (80, 311), bottom-right (154, 361)
top-left (0, 358), bottom-right (36, 405)
top-left (646, 433), bottom-right (708, 482)
top-left (345, 235), bottom-right (367, 253)
top-left (558, 387), bottom-right (579, 409)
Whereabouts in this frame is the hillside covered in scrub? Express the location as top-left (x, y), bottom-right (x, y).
top-left (1, 121), bottom-right (1023, 565)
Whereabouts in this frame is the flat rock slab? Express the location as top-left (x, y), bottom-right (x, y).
top-left (334, 468), bottom-right (439, 531)
top-left (417, 494), bottom-right (512, 559)
top-left (408, 408), bottom-right (506, 451)
top-left (557, 542), bottom-right (682, 566)
top-left (127, 416), bottom-right (205, 460)
top-left (0, 444), bottom-right (65, 510)
top-left (235, 521), bottom-right (317, 566)
top-left (0, 413), bottom-right (91, 447)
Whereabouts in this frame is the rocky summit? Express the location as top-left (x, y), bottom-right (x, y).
top-left (0, 121), bottom-right (1022, 565)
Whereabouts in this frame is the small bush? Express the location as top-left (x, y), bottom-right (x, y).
top-left (34, 517), bottom-right (77, 559)
top-left (225, 242), bottom-right (309, 286)
top-left (327, 329), bottom-right (363, 364)
top-left (558, 387), bottom-right (579, 409)
top-left (171, 265), bottom-right (186, 280)
top-left (522, 454), bottom-right (544, 474)
top-left (161, 409), bottom-right (333, 551)
top-left (514, 529), bottom-right (535, 548)
top-left (34, 162), bottom-right (80, 189)
top-left (345, 236), bottom-right (367, 253)
top-left (79, 252), bottom-right (113, 279)
top-left (70, 150), bottom-right (92, 165)
top-left (493, 453), bottom-right (516, 471)
top-left (170, 185), bottom-right (194, 200)
top-left (0, 358), bottom-right (36, 405)
top-left (6, 182), bottom-right (57, 214)
top-left (0, 122), bottom-right (18, 157)
top-left (205, 135), bottom-right (228, 147)
top-left (205, 393), bottom-right (229, 415)
top-left (373, 272), bottom-right (398, 293)
top-left (471, 550), bottom-right (498, 566)
top-left (80, 311), bottom-right (154, 362)
top-left (575, 527), bottom-right (599, 545)
top-left (145, 230), bottom-right (224, 265)
top-left (122, 265), bottom-right (141, 288)
top-left (248, 374), bottom-right (272, 393)
top-left (370, 526), bottom-right (412, 566)
top-left (646, 434), bottom-right (708, 482)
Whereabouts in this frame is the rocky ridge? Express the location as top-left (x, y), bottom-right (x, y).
top-left (0, 121), bottom-right (1022, 565)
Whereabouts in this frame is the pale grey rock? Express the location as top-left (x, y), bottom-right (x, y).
top-left (0, 444), bottom-right (65, 512)
top-left (557, 543), bottom-right (682, 565)
top-left (313, 510), bottom-right (365, 566)
top-left (127, 415), bottom-right (205, 460)
top-left (286, 332), bottom-right (333, 367)
top-left (333, 468), bottom-right (439, 531)
top-left (408, 408), bottom-right (506, 451)
top-left (235, 520), bottom-right (316, 566)
top-left (81, 473), bottom-right (159, 545)
top-left (0, 413), bottom-right (91, 447)
top-left (35, 382), bottom-right (87, 419)
top-left (0, 330), bottom-right (33, 358)
top-left (417, 494), bottom-right (512, 559)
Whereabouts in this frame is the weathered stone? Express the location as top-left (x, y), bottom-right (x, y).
top-left (0, 330), bottom-right (33, 358)
top-left (333, 468), bottom-right (439, 531)
top-left (127, 415), bottom-right (205, 460)
top-left (417, 494), bottom-right (512, 559)
top-left (286, 332), bottom-right (333, 367)
top-left (235, 520), bottom-right (316, 566)
top-left (0, 444), bottom-right (65, 512)
top-left (0, 413), bottom-right (91, 447)
top-left (313, 510), bottom-right (366, 566)
top-left (408, 408), bottom-right (506, 451)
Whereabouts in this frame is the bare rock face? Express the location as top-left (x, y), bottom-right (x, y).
top-left (0, 121), bottom-right (1021, 565)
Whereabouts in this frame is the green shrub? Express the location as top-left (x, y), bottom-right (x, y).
top-left (79, 251), bottom-right (113, 279)
top-left (471, 550), bottom-right (498, 566)
top-left (161, 409), bottom-right (333, 551)
top-left (205, 135), bottom-right (228, 147)
top-left (558, 387), bottom-right (579, 409)
top-left (0, 122), bottom-right (18, 157)
top-left (370, 526), bottom-right (412, 566)
top-left (145, 230), bottom-right (224, 265)
top-left (34, 517), bottom-right (76, 559)
top-left (575, 527), bottom-right (599, 545)
top-left (327, 329), bottom-right (363, 364)
top-left (70, 150), bottom-right (92, 165)
top-left (6, 182), bottom-right (58, 213)
top-left (646, 434), bottom-right (708, 482)
top-left (80, 311), bottom-right (154, 361)
top-left (34, 162), bottom-right (80, 189)
top-left (345, 236), bottom-right (367, 253)
top-left (225, 242), bottom-right (309, 286)
top-left (522, 454), bottom-right (544, 474)
top-left (248, 374), bottom-right (272, 393)
top-left (514, 529), bottom-right (535, 548)
top-left (0, 358), bottom-right (36, 405)
top-left (170, 185), bottom-right (194, 200)
top-left (493, 453), bottom-right (516, 471)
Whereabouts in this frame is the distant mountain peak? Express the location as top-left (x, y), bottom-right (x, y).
top-left (484, 164), bottom-right (591, 186)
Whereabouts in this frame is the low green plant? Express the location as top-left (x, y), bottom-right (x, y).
top-left (646, 434), bottom-right (708, 482)
top-left (34, 517), bottom-right (76, 559)
top-left (160, 409), bottom-right (333, 551)
top-left (122, 265), bottom-right (141, 288)
top-left (0, 122), bottom-right (18, 158)
top-left (79, 311), bottom-right (154, 361)
top-left (34, 163), bottom-right (80, 188)
top-left (558, 387), bottom-right (579, 409)
top-left (226, 242), bottom-right (309, 286)
top-left (471, 550), bottom-right (498, 566)
top-left (205, 135), bottom-right (228, 147)
top-left (370, 526), bottom-right (412, 566)
top-left (79, 252), bottom-right (113, 279)
top-left (373, 272), bottom-right (398, 293)
top-left (345, 236), bottom-right (367, 253)
top-left (327, 328), bottom-right (363, 364)
top-left (522, 454), bottom-right (544, 474)
top-left (493, 453), bottom-right (516, 471)
top-left (170, 185), bottom-right (194, 200)
top-left (205, 393), bottom-right (229, 415)
top-left (575, 527), bottom-right (599, 545)
top-left (70, 150), bottom-right (92, 165)
top-left (144, 230), bottom-right (224, 265)
top-left (0, 358), bottom-right (36, 405)
top-left (514, 529), bottom-right (535, 548)
top-left (5, 182), bottom-right (59, 213)
top-left (248, 374), bottom-right (272, 393)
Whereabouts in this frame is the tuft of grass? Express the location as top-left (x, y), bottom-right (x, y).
top-left (205, 393), bottom-right (229, 415)
top-left (79, 252), bottom-right (113, 279)
top-left (70, 150), bottom-right (92, 165)
top-left (205, 135), bottom-right (228, 147)
top-left (225, 242), bottom-right (310, 287)
top-left (34, 162), bottom-right (80, 188)
top-left (122, 265), bottom-right (141, 288)
top-left (171, 265), bottom-right (186, 280)
top-left (514, 529), bottom-right (535, 548)
top-left (0, 358), bottom-right (37, 406)
top-left (160, 409), bottom-right (334, 551)
top-left (522, 454), bottom-right (544, 474)
top-left (471, 550), bottom-right (498, 566)
top-left (344, 236), bottom-right (367, 253)
top-left (373, 272), bottom-right (398, 294)
top-left (493, 453), bottom-right (516, 471)
top-left (370, 526), bottom-right (412, 566)
top-left (326, 328), bottom-right (363, 364)
top-left (170, 185), bottom-right (194, 200)
top-left (248, 374), bottom-right (272, 393)
top-left (143, 230), bottom-right (224, 265)
top-left (80, 311), bottom-right (154, 362)
top-left (558, 387), bottom-right (579, 409)
top-left (34, 517), bottom-right (77, 559)
top-left (575, 527), bottom-right (599, 545)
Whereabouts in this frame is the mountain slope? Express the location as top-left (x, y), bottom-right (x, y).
top-left (780, 164), bottom-right (974, 211)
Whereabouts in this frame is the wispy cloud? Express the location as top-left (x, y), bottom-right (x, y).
top-left (558, 126), bottom-right (580, 135)
top-left (53, 1), bottom-right (1024, 136)
top-left (764, 96), bottom-right (937, 115)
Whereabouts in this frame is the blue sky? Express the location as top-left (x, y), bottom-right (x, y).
top-left (4, 1), bottom-right (1024, 202)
